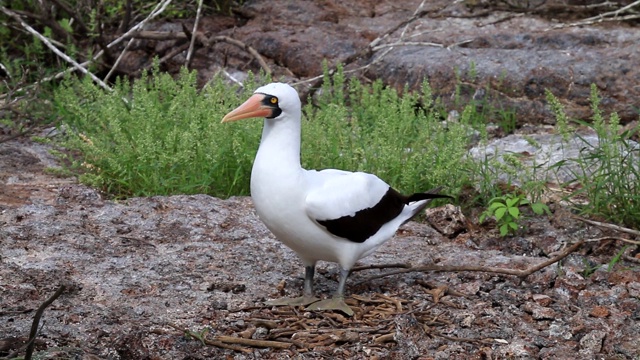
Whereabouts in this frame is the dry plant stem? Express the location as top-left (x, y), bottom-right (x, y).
top-left (167, 324), bottom-right (292, 351)
top-left (24, 285), bottom-right (66, 360)
top-left (168, 323), bottom-right (250, 353)
top-left (202, 35), bottom-right (272, 75)
top-left (186, 0), bottom-right (204, 67)
top-left (0, 6), bottom-right (112, 92)
top-left (215, 335), bottom-right (293, 349)
top-left (140, 30), bottom-right (271, 75)
top-left (358, 241), bottom-right (584, 285)
top-left (572, 215), bottom-right (640, 237)
top-left (584, 236), bottom-right (640, 246)
top-left (351, 263), bottom-right (412, 272)
top-left (109, 0), bottom-right (173, 50)
top-left (549, 0), bottom-right (640, 29)
top-left (103, 38), bottom-right (135, 82)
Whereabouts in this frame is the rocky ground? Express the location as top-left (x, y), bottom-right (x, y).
top-left (2, 0), bottom-right (640, 359)
top-left (1, 131), bottom-right (639, 359)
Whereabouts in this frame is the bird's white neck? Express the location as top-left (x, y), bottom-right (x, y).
top-left (255, 116), bottom-right (302, 170)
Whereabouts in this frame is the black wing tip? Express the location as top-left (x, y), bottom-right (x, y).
top-left (406, 187), bottom-right (454, 203)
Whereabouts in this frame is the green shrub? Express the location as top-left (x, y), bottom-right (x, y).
top-left (548, 85), bottom-right (640, 230)
top-left (55, 64), bottom-right (474, 200)
top-left (55, 66), bottom-right (262, 198)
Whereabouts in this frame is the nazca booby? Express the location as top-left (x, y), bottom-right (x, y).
top-left (222, 82), bottom-right (451, 315)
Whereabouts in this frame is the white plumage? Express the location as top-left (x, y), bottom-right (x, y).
top-left (222, 82), bottom-right (449, 315)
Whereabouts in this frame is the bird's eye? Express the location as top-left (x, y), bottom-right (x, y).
top-left (270, 96), bottom-right (278, 104)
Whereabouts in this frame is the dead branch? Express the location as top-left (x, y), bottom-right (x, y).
top-left (167, 323), bottom-right (292, 352)
top-left (215, 335), bottom-right (293, 349)
top-left (357, 241), bottom-right (584, 285)
top-left (202, 35), bottom-right (272, 75)
top-left (584, 236), bottom-right (640, 245)
top-left (295, 0), bottom-right (445, 99)
top-left (23, 285), bottom-right (66, 360)
top-left (168, 323), bottom-right (251, 352)
top-left (103, 38), bottom-right (135, 82)
top-left (548, 0), bottom-right (640, 30)
top-left (371, 41), bottom-right (444, 51)
top-left (351, 263), bottom-right (412, 272)
top-left (572, 215), bottom-right (640, 237)
top-left (186, 0), bottom-right (204, 67)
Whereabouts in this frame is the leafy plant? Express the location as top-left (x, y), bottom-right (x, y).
top-left (548, 85), bottom-right (640, 230)
top-left (55, 63), bottom-right (474, 200)
top-left (479, 193), bottom-right (550, 236)
top-left (55, 64), bottom-right (263, 198)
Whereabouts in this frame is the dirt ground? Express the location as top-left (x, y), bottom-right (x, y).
top-left (1, 131), bottom-right (639, 360)
top-left (2, 0), bottom-right (640, 358)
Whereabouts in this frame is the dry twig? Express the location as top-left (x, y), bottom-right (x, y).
top-left (186, 0), bottom-right (204, 67)
top-left (572, 215), bottom-right (640, 237)
top-left (357, 241), bottom-right (584, 285)
top-left (548, 0), bottom-right (640, 29)
top-left (23, 285), bottom-right (66, 360)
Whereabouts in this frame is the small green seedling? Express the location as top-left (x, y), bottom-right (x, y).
top-left (479, 193), bottom-right (551, 237)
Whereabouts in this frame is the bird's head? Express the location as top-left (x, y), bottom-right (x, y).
top-left (221, 82), bottom-right (301, 123)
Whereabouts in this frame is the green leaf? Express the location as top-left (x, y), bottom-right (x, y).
top-left (508, 206), bottom-right (520, 219)
top-left (494, 207), bottom-right (507, 220)
top-left (530, 202), bottom-right (551, 215)
top-left (489, 201), bottom-right (506, 211)
top-left (508, 222), bottom-right (518, 230)
top-left (506, 196), bottom-right (520, 208)
top-left (479, 213), bottom-right (488, 223)
top-left (499, 224), bottom-right (509, 236)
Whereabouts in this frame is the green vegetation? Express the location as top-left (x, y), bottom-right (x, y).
top-left (54, 63), bottom-right (473, 200)
top-left (479, 194), bottom-right (550, 237)
top-left (55, 64), bottom-right (262, 198)
top-left (548, 85), bottom-right (640, 230)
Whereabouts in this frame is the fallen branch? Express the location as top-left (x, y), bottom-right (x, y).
top-left (584, 236), bottom-right (640, 246)
top-left (123, 30), bottom-right (272, 76)
top-left (548, 0), bottom-right (640, 29)
top-left (295, 0), bottom-right (441, 99)
top-left (572, 215), bottom-right (640, 237)
top-left (200, 35), bottom-right (272, 75)
top-left (185, 0), bottom-right (204, 67)
top-left (351, 263), bottom-right (412, 272)
top-left (357, 241), bottom-right (584, 285)
top-left (215, 335), bottom-right (293, 349)
top-left (168, 323), bottom-right (293, 352)
top-left (24, 285), bottom-right (66, 360)
top-left (168, 323), bottom-right (251, 353)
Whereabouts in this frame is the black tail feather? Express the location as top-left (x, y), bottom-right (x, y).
top-left (406, 187), bottom-right (453, 204)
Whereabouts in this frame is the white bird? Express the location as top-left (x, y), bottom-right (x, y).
top-left (222, 82), bottom-right (451, 315)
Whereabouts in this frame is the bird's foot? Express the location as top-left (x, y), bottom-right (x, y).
top-left (305, 296), bottom-right (354, 316)
top-left (264, 295), bottom-right (319, 307)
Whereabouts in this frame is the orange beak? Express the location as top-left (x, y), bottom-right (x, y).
top-left (221, 94), bottom-right (271, 123)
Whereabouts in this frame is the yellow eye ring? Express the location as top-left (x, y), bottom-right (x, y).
top-left (270, 97), bottom-right (278, 104)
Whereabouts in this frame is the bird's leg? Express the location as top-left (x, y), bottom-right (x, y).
top-left (264, 265), bottom-right (319, 306)
top-left (306, 267), bottom-right (354, 316)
